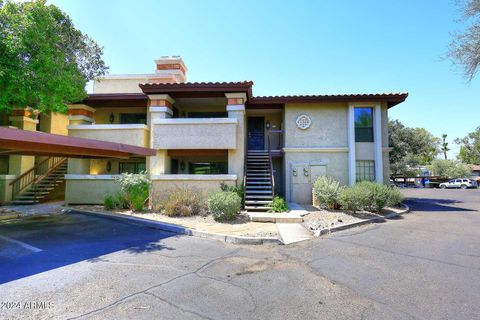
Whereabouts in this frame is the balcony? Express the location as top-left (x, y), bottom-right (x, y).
top-left (68, 124), bottom-right (149, 148)
top-left (152, 118), bottom-right (238, 149)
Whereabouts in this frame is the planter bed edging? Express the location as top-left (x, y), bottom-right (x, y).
top-left (66, 208), bottom-right (281, 245)
top-left (316, 203), bottom-right (410, 236)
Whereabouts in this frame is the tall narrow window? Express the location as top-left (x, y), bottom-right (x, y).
top-left (356, 160), bottom-right (375, 182)
top-left (354, 108), bottom-right (374, 142)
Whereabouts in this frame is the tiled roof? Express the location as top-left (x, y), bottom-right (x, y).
top-left (140, 81), bottom-right (254, 87)
top-left (250, 93), bottom-right (408, 107)
top-left (139, 81), bottom-right (254, 97)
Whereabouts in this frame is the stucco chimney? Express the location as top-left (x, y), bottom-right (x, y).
top-left (154, 56), bottom-right (187, 83)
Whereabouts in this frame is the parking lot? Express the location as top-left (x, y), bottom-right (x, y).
top-left (1, 188), bottom-right (479, 320)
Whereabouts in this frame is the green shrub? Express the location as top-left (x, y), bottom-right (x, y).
top-left (387, 187), bottom-right (404, 207)
top-left (313, 176), bottom-right (344, 209)
top-left (103, 194), bottom-right (116, 210)
top-left (103, 192), bottom-right (128, 210)
top-left (220, 182), bottom-right (244, 204)
top-left (207, 191), bottom-right (242, 221)
top-left (116, 172), bottom-right (151, 211)
top-left (271, 196), bottom-right (288, 213)
top-left (163, 188), bottom-right (207, 217)
top-left (339, 182), bottom-right (404, 213)
top-left (338, 186), bottom-right (365, 213)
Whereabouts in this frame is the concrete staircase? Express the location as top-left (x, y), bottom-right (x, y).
top-left (244, 150), bottom-right (274, 212)
top-left (10, 160), bottom-right (68, 205)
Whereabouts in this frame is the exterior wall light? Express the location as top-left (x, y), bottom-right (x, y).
top-left (106, 160), bottom-right (112, 172)
top-left (180, 160), bottom-right (186, 172)
top-left (266, 121), bottom-right (271, 130)
top-left (109, 112), bottom-right (115, 124)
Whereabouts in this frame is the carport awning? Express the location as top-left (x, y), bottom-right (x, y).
top-left (0, 127), bottom-right (156, 159)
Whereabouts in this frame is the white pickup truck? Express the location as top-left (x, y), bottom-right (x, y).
top-left (439, 178), bottom-right (478, 189)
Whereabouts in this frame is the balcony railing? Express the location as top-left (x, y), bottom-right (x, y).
top-left (267, 130), bottom-right (284, 151)
top-left (152, 118), bottom-right (238, 149)
top-left (68, 124), bottom-right (150, 148)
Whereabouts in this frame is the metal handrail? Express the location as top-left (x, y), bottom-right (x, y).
top-left (10, 157), bottom-right (66, 199)
top-left (243, 149), bottom-right (247, 209)
top-left (267, 135), bottom-right (275, 198)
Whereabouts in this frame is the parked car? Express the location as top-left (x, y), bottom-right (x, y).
top-left (439, 178), bottom-right (478, 189)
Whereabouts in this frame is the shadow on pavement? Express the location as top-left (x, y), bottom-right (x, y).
top-left (0, 213), bottom-right (177, 285)
top-left (404, 197), bottom-right (475, 212)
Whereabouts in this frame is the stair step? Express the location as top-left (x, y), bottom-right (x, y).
top-left (246, 173), bottom-right (270, 176)
top-left (247, 177), bottom-right (270, 180)
top-left (9, 200), bottom-right (39, 205)
top-left (245, 206), bottom-right (272, 211)
top-left (246, 181), bottom-right (271, 185)
top-left (246, 196), bottom-right (273, 200)
top-left (245, 190), bottom-right (273, 194)
top-left (245, 200), bottom-right (273, 205)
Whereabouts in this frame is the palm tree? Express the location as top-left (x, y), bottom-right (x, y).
top-left (441, 134), bottom-right (450, 160)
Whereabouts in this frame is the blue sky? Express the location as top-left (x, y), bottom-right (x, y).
top-left (48, 0), bottom-right (479, 157)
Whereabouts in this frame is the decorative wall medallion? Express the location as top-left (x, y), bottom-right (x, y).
top-left (296, 114), bottom-right (311, 130)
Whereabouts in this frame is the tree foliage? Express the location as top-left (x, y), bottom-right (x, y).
top-left (429, 159), bottom-right (472, 178)
top-left (388, 120), bottom-right (440, 175)
top-left (455, 126), bottom-right (480, 164)
top-left (449, 0), bottom-right (480, 81)
top-left (0, 0), bottom-right (107, 113)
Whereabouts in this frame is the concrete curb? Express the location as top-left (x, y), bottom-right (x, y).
top-left (316, 203), bottom-right (410, 236)
top-left (66, 208), bottom-right (282, 245)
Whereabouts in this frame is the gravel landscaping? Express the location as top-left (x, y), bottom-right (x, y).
top-left (302, 204), bottom-right (405, 235)
top-left (71, 205), bottom-right (279, 238)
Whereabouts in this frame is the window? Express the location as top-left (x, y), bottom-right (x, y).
top-left (120, 113), bottom-right (147, 124)
top-left (354, 108), bottom-right (374, 142)
top-left (189, 162), bottom-right (227, 174)
top-left (119, 162), bottom-right (146, 174)
top-left (356, 160), bottom-right (375, 182)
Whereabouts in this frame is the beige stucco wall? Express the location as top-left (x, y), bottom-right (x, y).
top-left (39, 112), bottom-right (69, 135)
top-left (284, 102), bottom-right (348, 148)
top-left (356, 142), bottom-right (375, 160)
top-left (153, 119), bottom-right (237, 149)
top-left (65, 176), bottom-right (120, 204)
top-left (93, 77), bottom-right (175, 94)
top-left (0, 175), bottom-right (15, 204)
top-left (151, 176), bottom-right (237, 200)
top-left (68, 125), bottom-right (149, 148)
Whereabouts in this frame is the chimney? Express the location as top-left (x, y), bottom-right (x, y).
top-left (154, 56), bottom-right (187, 83)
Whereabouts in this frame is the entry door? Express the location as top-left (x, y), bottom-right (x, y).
top-left (247, 117), bottom-right (265, 150)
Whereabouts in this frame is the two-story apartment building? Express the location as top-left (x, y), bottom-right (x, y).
top-left (64, 56), bottom-right (407, 209)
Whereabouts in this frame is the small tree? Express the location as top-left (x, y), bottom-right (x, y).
top-left (449, 0), bottom-right (480, 81)
top-left (429, 159), bottom-right (472, 178)
top-left (441, 134), bottom-right (450, 160)
top-left (455, 126), bottom-right (480, 164)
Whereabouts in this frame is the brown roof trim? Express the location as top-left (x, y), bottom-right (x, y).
top-left (84, 93), bottom-right (148, 101)
top-left (0, 127), bottom-right (156, 159)
top-left (250, 93), bottom-right (408, 108)
top-left (82, 93), bottom-right (148, 108)
top-left (139, 81), bottom-right (253, 99)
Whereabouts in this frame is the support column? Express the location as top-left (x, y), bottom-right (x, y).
top-left (147, 94), bottom-right (174, 176)
top-left (226, 93), bottom-right (246, 184)
top-left (67, 104), bottom-right (95, 125)
top-left (67, 104), bottom-right (96, 174)
top-left (347, 104), bottom-right (356, 186)
top-left (374, 104), bottom-right (384, 183)
top-left (8, 108), bottom-right (39, 176)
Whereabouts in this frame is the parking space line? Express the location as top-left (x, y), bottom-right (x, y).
top-left (0, 235), bottom-right (43, 253)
